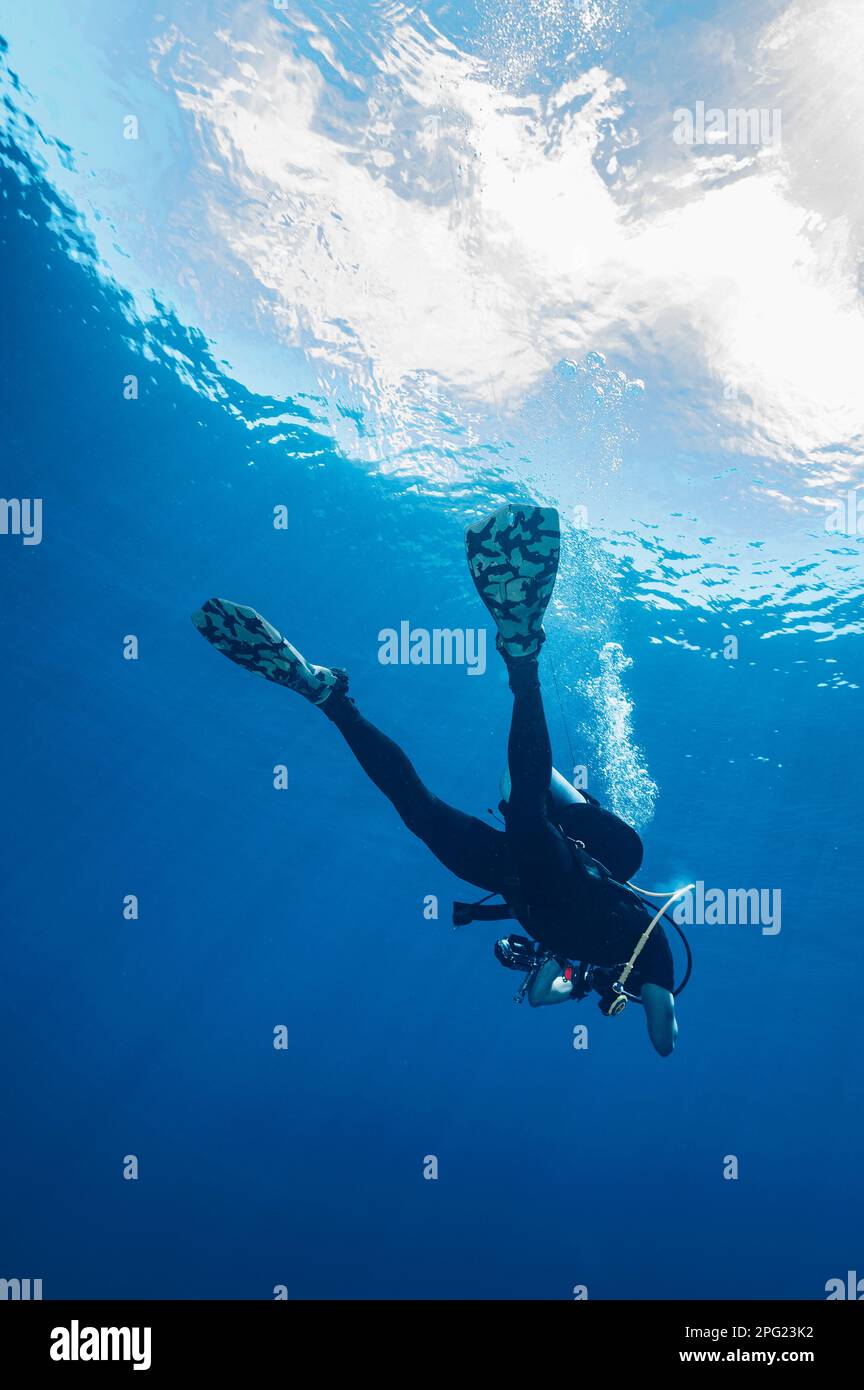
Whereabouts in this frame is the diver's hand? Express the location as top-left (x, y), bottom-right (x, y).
top-left (527, 956), bottom-right (575, 1007)
top-left (642, 983), bottom-right (677, 1056)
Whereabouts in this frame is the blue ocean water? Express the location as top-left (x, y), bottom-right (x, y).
top-left (1, 3), bottom-right (862, 1300)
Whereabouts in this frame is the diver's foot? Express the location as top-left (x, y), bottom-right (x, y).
top-left (465, 503), bottom-right (560, 659)
top-left (191, 598), bottom-right (347, 706)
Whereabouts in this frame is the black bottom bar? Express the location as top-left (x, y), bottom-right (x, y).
top-left (0, 1299), bottom-right (858, 1375)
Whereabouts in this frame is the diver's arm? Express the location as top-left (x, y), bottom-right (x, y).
top-left (527, 956), bottom-right (574, 1007)
top-left (641, 983), bottom-right (677, 1056)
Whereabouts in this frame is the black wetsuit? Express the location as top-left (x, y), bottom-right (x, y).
top-left (324, 654), bottom-right (673, 992)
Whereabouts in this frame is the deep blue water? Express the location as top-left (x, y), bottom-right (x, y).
top-left (1, 4), bottom-right (862, 1301)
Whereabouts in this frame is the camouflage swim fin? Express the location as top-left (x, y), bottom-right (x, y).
top-left (465, 503), bottom-right (560, 659)
top-left (192, 598), bottom-right (345, 705)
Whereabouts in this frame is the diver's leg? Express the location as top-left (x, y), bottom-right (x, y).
top-left (505, 653), bottom-right (552, 820)
top-left (502, 651), bottom-right (575, 892)
top-left (191, 595), bottom-right (509, 888)
top-left (323, 689), bottom-right (508, 891)
top-left (463, 500), bottom-right (567, 879)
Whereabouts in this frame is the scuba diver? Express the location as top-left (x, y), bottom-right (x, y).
top-left (192, 503), bottom-right (689, 1056)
